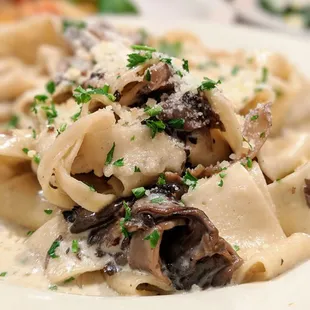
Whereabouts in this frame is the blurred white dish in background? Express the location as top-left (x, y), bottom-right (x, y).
top-left (130, 0), bottom-right (235, 23)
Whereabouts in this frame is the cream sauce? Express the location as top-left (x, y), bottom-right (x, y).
top-left (0, 219), bottom-right (118, 296)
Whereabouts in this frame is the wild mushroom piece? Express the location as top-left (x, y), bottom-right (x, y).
top-left (119, 62), bottom-right (173, 106)
top-left (160, 91), bottom-right (225, 132)
top-left (126, 192), bottom-right (243, 290)
top-left (304, 179), bottom-right (310, 208)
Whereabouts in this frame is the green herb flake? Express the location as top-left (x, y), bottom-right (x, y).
top-left (233, 244), bottom-right (240, 252)
top-left (260, 132), bottom-right (266, 138)
top-left (127, 52), bottom-right (152, 68)
top-left (130, 135), bottom-right (135, 141)
top-left (246, 157), bottom-right (253, 168)
top-left (261, 67), bottom-right (269, 83)
top-left (231, 65), bottom-right (240, 76)
top-left (63, 277), bottom-right (75, 284)
top-left (0, 272), bottom-right (7, 277)
top-left (46, 81), bottom-right (56, 95)
top-left (182, 171), bottom-right (198, 189)
top-left (105, 142), bottom-right (115, 165)
top-left (34, 94), bottom-right (48, 103)
top-left (71, 107), bottom-right (82, 122)
top-left (219, 172), bottom-right (227, 179)
top-left (145, 69), bottom-right (151, 81)
top-left (157, 173), bottom-right (166, 185)
top-left (176, 70), bottom-right (183, 78)
top-left (198, 77), bottom-right (221, 91)
top-left (7, 115), bottom-right (19, 129)
top-left (150, 196), bottom-right (165, 204)
top-left (275, 89), bottom-right (283, 98)
top-left (132, 187), bottom-right (146, 199)
top-left (120, 201), bottom-right (132, 238)
top-left (144, 229), bottom-right (160, 249)
top-left (22, 148), bottom-right (29, 154)
top-left (160, 57), bottom-right (172, 65)
top-left (63, 19), bottom-right (86, 32)
top-left (217, 179), bottom-right (224, 187)
top-left (33, 154), bottom-right (41, 164)
top-left (44, 209), bottom-right (53, 215)
top-left (251, 114), bottom-right (259, 121)
top-left (32, 129), bottom-right (37, 139)
top-left (72, 240), bottom-right (79, 253)
top-left (27, 231), bottom-right (34, 237)
top-left (182, 59), bottom-right (189, 72)
top-left (73, 85), bottom-right (115, 105)
top-left (131, 45), bottom-right (156, 52)
top-left (144, 105), bottom-right (163, 117)
top-left (57, 123), bottom-right (67, 136)
top-left (145, 119), bottom-right (166, 138)
top-left (113, 158), bottom-right (124, 167)
top-left (134, 166), bottom-right (141, 173)
top-left (168, 118), bottom-right (185, 129)
top-left (49, 285), bottom-right (58, 291)
top-left (41, 103), bottom-right (58, 124)
top-left (47, 240), bottom-right (60, 259)
top-left (276, 178), bottom-right (282, 183)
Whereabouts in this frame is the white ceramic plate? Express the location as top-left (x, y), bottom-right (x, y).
top-left (234, 0), bottom-right (310, 36)
top-left (1, 18), bottom-right (310, 310)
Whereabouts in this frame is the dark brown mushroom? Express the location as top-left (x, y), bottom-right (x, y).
top-left (304, 179), bottom-right (310, 208)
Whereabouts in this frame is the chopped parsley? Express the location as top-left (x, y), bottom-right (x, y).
top-left (27, 231), bottom-right (34, 237)
top-left (113, 158), bottom-right (124, 167)
top-left (134, 166), bottom-right (141, 172)
top-left (145, 69), bottom-right (151, 81)
top-left (49, 285), bottom-right (58, 291)
top-left (150, 197), bottom-right (164, 204)
top-left (105, 142), bottom-right (115, 165)
top-left (132, 187), bottom-right (146, 199)
top-left (144, 229), bottom-right (160, 249)
top-left (231, 65), bottom-right (240, 76)
top-left (217, 179), bottom-right (224, 187)
top-left (47, 240), bottom-right (61, 259)
top-left (63, 277), bottom-right (75, 284)
top-left (63, 19), bottom-right (86, 32)
top-left (219, 172), bottom-right (227, 179)
top-left (32, 129), bottom-right (37, 139)
top-left (243, 137), bottom-right (253, 150)
top-left (157, 173), bottom-right (166, 185)
top-left (0, 272), bottom-right (7, 277)
top-left (261, 67), bottom-right (269, 83)
top-left (233, 244), bottom-right (240, 252)
top-left (131, 45), bottom-right (156, 52)
top-left (275, 89), bottom-right (283, 98)
top-left (144, 105), bottom-right (163, 117)
top-left (182, 171), bottom-right (198, 189)
top-left (22, 148), bottom-right (29, 154)
top-left (83, 182), bottom-right (96, 192)
top-left (127, 52), bottom-right (152, 68)
top-left (160, 57), bottom-right (172, 65)
top-left (260, 132), bottom-right (266, 138)
top-left (176, 70), bottom-right (183, 78)
top-left (276, 178), bottom-right (281, 183)
top-left (7, 115), bottom-right (19, 129)
top-left (72, 240), bottom-right (79, 253)
top-left (71, 107), bottom-right (82, 122)
top-left (41, 103), bottom-right (58, 124)
top-left (158, 40), bottom-right (182, 57)
top-left (34, 94), bottom-right (48, 103)
top-left (246, 157), bottom-right (253, 168)
top-left (44, 209), bottom-right (53, 215)
top-left (251, 114), bottom-right (259, 121)
top-left (130, 135), bottom-right (135, 141)
top-left (145, 119), bottom-right (166, 138)
top-left (33, 154), bottom-right (41, 164)
top-left (57, 123), bottom-right (67, 136)
top-left (198, 77), bottom-right (221, 91)
top-left (168, 118), bottom-right (185, 129)
top-left (46, 81), bottom-right (56, 95)
top-left (182, 59), bottom-right (189, 72)
top-left (73, 85), bottom-right (115, 104)
top-left (120, 201), bottom-right (131, 238)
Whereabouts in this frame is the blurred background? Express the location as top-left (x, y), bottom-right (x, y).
top-left (0, 0), bottom-right (309, 36)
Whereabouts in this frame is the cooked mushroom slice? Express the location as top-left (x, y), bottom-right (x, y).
top-left (242, 102), bottom-right (272, 159)
top-left (160, 91), bottom-right (225, 132)
top-left (304, 179), bottom-right (310, 208)
top-left (126, 191), bottom-right (243, 290)
top-left (119, 62), bottom-right (173, 106)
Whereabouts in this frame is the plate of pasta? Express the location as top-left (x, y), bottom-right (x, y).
top-left (0, 15), bottom-right (310, 310)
